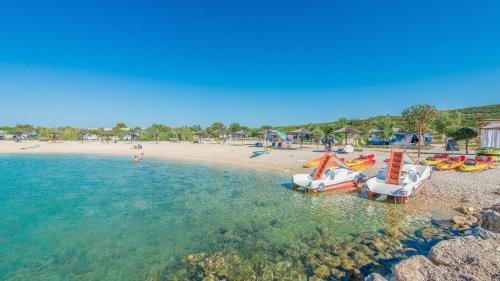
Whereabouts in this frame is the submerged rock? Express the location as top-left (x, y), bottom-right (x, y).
top-left (384, 227), bottom-right (400, 237)
top-left (456, 206), bottom-right (475, 215)
top-left (364, 272), bottom-right (388, 281)
top-left (480, 206), bottom-right (500, 232)
top-left (392, 255), bottom-right (445, 281)
top-left (450, 215), bottom-right (467, 226)
top-left (313, 264), bottom-right (330, 279)
top-left (467, 226), bottom-right (497, 239)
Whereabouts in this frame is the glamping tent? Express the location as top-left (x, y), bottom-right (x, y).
top-left (479, 120), bottom-right (500, 148)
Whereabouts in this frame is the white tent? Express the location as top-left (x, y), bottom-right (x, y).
top-left (480, 120), bottom-right (500, 148)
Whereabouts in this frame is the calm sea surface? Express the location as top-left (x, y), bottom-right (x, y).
top-left (0, 155), bottom-right (455, 280)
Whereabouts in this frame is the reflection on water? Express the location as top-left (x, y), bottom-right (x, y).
top-left (0, 155), bottom-right (457, 281)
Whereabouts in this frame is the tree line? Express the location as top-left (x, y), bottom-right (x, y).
top-left (0, 104), bottom-right (484, 149)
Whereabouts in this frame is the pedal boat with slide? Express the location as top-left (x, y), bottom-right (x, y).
top-left (363, 150), bottom-right (432, 204)
top-left (292, 154), bottom-right (365, 193)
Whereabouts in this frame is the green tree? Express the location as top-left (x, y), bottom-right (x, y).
top-left (320, 124), bottom-right (335, 136)
top-left (352, 119), bottom-right (372, 137)
top-left (228, 123), bottom-right (242, 134)
top-left (113, 122), bottom-right (128, 140)
top-left (143, 124), bottom-right (172, 142)
top-left (175, 127), bottom-right (195, 141)
top-left (312, 127), bottom-right (325, 148)
top-left (207, 122), bottom-right (226, 137)
top-left (61, 127), bottom-right (80, 141)
top-left (333, 118), bottom-right (349, 130)
top-left (375, 117), bottom-right (395, 146)
top-left (190, 125), bottom-right (203, 133)
top-left (249, 128), bottom-right (262, 138)
top-left (433, 111), bottom-right (462, 147)
top-left (450, 127), bottom-right (478, 154)
top-left (114, 122), bottom-right (127, 129)
top-left (401, 104), bottom-right (438, 158)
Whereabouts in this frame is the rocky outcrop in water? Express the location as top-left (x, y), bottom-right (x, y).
top-left (388, 227), bottom-right (500, 281)
top-left (480, 203), bottom-right (500, 232)
top-left (374, 204), bottom-right (500, 281)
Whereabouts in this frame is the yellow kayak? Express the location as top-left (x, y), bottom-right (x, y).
top-left (436, 160), bottom-right (463, 171)
top-left (422, 154), bottom-right (449, 166)
top-left (423, 158), bottom-right (442, 166)
top-left (343, 154), bottom-right (376, 171)
top-left (458, 159), bottom-right (493, 172)
top-left (303, 155), bottom-right (329, 168)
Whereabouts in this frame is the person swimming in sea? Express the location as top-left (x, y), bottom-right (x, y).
top-left (133, 155), bottom-right (141, 162)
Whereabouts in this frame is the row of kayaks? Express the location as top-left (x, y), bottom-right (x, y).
top-left (477, 147), bottom-right (500, 162)
top-left (422, 153), bottom-right (496, 172)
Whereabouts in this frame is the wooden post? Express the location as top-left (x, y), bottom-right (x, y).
top-left (418, 127), bottom-right (422, 159)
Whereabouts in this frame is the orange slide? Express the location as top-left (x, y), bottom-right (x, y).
top-left (386, 151), bottom-right (404, 185)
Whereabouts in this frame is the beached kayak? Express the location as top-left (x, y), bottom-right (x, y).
top-left (477, 148), bottom-right (500, 162)
top-left (435, 156), bottom-right (466, 171)
top-left (343, 154), bottom-right (376, 171)
top-left (477, 148), bottom-right (500, 156)
top-left (422, 154), bottom-right (449, 166)
top-left (250, 151), bottom-right (269, 158)
top-left (458, 157), bottom-right (495, 172)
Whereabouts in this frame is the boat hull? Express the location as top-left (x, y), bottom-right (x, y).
top-left (293, 180), bottom-right (357, 193)
top-left (366, 177), bottom-right (430, 204)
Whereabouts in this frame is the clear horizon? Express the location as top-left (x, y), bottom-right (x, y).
top-left (1, 1), bottom-right (500, 127)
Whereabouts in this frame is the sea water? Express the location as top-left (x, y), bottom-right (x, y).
top-left (0, 155), bottom-right (455, 280)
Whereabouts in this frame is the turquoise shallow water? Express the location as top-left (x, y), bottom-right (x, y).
top-left (0, 155), bottom-right (454, 280)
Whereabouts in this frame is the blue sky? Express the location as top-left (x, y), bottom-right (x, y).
top-left (0, 0), bottom-right (499, 128)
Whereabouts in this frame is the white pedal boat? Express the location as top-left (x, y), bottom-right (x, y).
top-left (363, 151), bottom-right (432, 203)
top-left (292, 154), bottom-right (365, 193)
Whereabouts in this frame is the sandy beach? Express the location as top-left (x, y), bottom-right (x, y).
top-left (2, 140), bottom-right (498, 214)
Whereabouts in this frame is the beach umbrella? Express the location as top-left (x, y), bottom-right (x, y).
top-left (333, 127), bottom-right (355, 146)
top-left (291, 128), bottom-right (311, 149)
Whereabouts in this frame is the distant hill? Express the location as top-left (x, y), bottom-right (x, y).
top-left (445, 104), bottom-right (500, 126)
top-left (276, 104), bottom-right (500, 132)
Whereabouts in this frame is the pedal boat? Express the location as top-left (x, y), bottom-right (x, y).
top-left (363, 150), bottom-right (432, 204)
top-left (423, 153), bottom-right (449, 166)
top-left (293, 154), bottom-right (364, 193)
top-left (435, 156), bottom-right (466, 171)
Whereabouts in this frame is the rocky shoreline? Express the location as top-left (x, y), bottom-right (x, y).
top-left (367, 204), bottom-right (500, 281)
